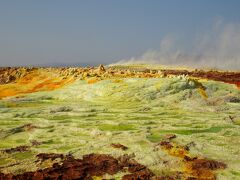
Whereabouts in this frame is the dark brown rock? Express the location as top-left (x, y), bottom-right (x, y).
top-left (111, 143), bottom-right (128, 150)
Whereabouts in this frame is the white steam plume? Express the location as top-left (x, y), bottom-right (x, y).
top-left (115, 20), bottom-right (240, 70)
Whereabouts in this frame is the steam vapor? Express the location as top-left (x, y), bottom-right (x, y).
top-left (115, 20), bottom-right (240, 71)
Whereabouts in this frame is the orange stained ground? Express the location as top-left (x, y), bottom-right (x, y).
top-left (228, 81), bottom-right (240, 89)
top-left (0, 69), bottom-right (75, 99)
top-left (159, 141), bottom-right (226, 179)
top-left (0, 68), bottom-right (239, 99)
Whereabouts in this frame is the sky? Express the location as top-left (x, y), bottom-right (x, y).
top-left (0, 0), bottom-right (240, 68)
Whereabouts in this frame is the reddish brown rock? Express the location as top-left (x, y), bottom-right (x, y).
top-left (111, 143), bottom-right (128, 150)
top-left (190, 159), bottom-right (227, 170)
top-left (0, 153), bottom-right (155, 180)
top-left (2, 145), bottom-right (30, 154)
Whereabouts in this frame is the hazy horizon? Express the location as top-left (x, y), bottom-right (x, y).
top-left (0, 0), bottom-right (240, 70)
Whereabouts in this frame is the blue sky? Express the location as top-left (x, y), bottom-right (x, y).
top-left (0, 0), bottom-right (240, 66)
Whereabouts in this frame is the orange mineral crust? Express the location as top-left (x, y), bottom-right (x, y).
top-left (0, 68), bottom-right (75, 99)
top-left (0, 65), bottom-right (239, 99)
top-left (157, 140), bottom-right (227, 179)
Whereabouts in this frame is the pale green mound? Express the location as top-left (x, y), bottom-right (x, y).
top-left (0, 77), bottom-right (239, 178)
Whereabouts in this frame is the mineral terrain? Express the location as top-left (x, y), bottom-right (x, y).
top-left (0, 64), bottom-right (239, 179)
